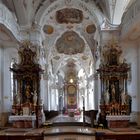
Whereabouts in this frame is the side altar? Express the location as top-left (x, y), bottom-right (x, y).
top-left (9, 41), bottom-right (43, 128)
top-left (97, 41), bottom-right (131, 128)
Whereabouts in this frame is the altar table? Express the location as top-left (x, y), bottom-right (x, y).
top-left (9, 115), bottom-right (36, 128)
top-left (106, 115), bottom-right (130, 128)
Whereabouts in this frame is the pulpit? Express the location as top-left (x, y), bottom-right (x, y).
top-left (97, 41), bottom-right (131, 128)
top-left (9, 41), bottom-right (43, 128)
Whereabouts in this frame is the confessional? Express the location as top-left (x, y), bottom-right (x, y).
top-left (9, 41), bottom-right (43, 128)
top-left (97, 42), bottom-right (131, 128)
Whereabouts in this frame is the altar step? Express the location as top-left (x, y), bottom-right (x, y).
top-left (44, 126), bottom-right (96, 140)
top-left (45, 114), bottom-right (91, 127)
top-left (52, 121), bottom-right (90, 127)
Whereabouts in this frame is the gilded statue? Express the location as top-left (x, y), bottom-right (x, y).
top-left (25, 83), bottom-right (32, 99)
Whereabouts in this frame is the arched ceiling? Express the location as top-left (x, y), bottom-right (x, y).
top-left (38, 0), bottom-right (102, 77)
top-left (2, 0), bottom-right (132, 25)
top-left (0, 24), bottom-right (18, 46)
top-left (1, 0), bottom-right (132, 79)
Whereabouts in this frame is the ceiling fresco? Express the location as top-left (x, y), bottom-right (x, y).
top-left (55, 31), bottom-right (85, 55)
top-left (1, 0), bottom-right (132, 79)
top-left (56, 8), bottom-right (83, 24)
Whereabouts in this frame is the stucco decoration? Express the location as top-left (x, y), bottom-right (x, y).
top-left (56, 8), bottom-right (83, 24)
top-left (56, 31), bottom-right (85, 54)
top-left (67, 60), bottom-right (76, 68)
top-left (53, 56), bottom-right (60, 60)
top-left (82, 55), bottom-right (88, 60)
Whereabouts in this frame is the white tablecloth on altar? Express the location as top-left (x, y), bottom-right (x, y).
top-left (9, 115), bottom-right (36, 121)
top-left (106, 115), bottom-right (130, 121)
top-left (9, 115), bottom-right (36, 128)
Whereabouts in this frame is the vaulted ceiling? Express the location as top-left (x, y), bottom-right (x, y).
top-left (1, 0), bottom-right (132, 80)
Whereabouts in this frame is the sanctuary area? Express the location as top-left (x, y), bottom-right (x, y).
top-left (0, 0), bottom-right (140, 140)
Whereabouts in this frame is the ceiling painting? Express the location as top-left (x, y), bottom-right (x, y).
top-left (55, 31), bottom-right (85, 55)
top-left (56, 8), bottom-right (83, 24)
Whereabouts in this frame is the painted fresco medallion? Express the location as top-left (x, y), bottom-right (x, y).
top-left (86, 24), bottom-right (96, 34)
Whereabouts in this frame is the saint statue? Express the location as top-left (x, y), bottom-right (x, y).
top-left (33, 90), bottom-right (37, 105)
top-left (25, 83), bottom-right (32, 101)
top-left (104, 89), bottom-right (110, 105)
top-left (121, 90), bottom-right (126, 105)
top-left (15, 92), bottom-right (21, 105)
top-left (111, 84), bottom-right (116, 102)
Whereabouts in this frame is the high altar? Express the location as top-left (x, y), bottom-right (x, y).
top-left (9, 41), bottom-right (43, 128)
top-left (97, 41), bottom-right (131, 128)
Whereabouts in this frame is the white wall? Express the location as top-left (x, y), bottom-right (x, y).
top-left (3, 46), bottom-right (18, 112)
top-left (136, 41), bottom-right (140, 124)
top-left (121, 41), bottom-right (138, 122)
top-left (40, 78), bottom-right (48, 110)
top-left (0, 46), bottom-right (4, 126)
top-left (0, 45), bottom-right (18, 126)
